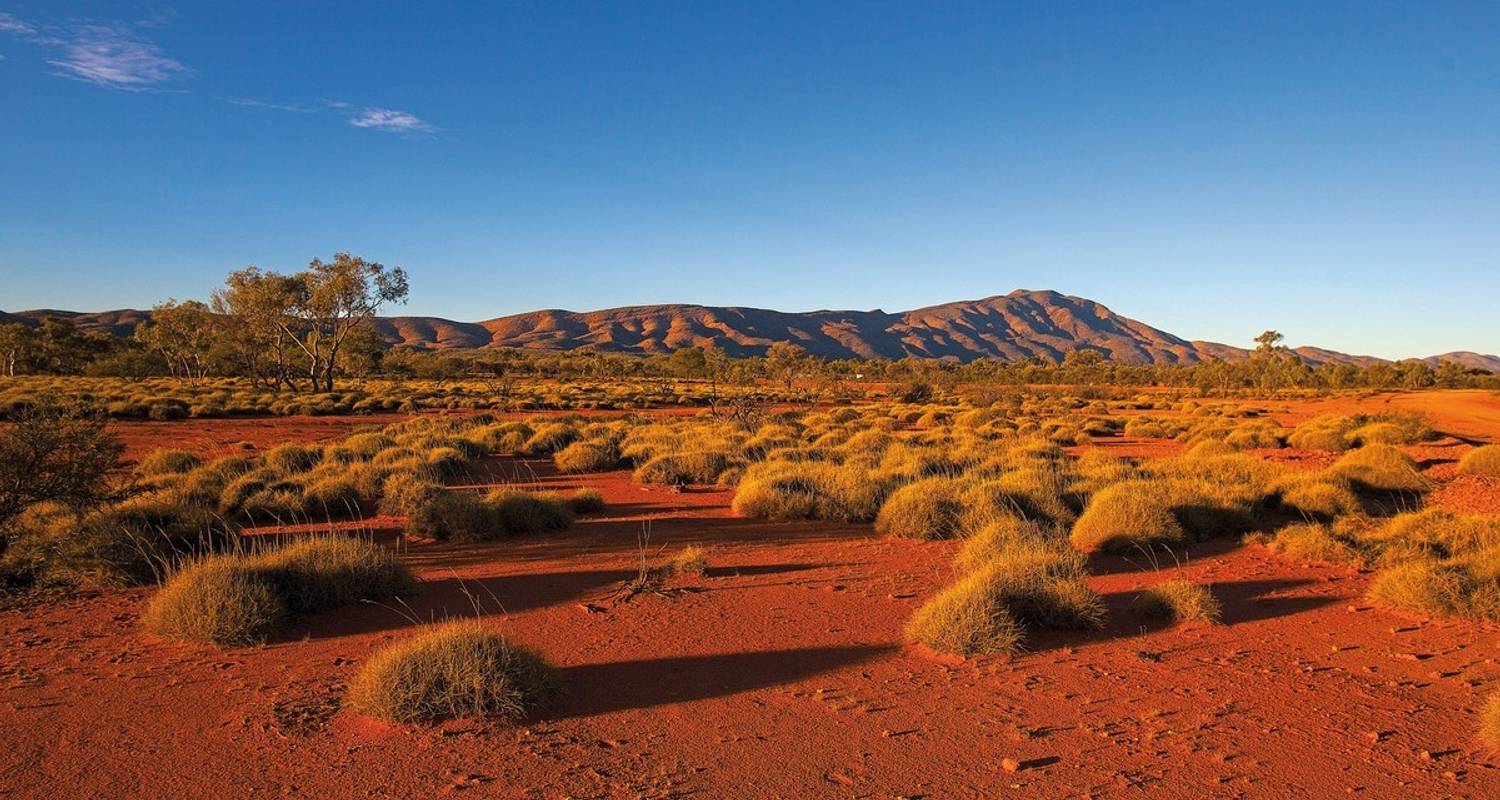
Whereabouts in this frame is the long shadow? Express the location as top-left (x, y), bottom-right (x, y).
top-left (278, 567), bottom-right (637, 642)
top-left (1211, 577), bottom-right (1344, 625)
top-left (703, 563), bottom-right (834, 578)
top-left (549, 645), bottom-right (894, 720)
top-left (1084, 536), bottom-right (1244, 577)
top-left (1024, 578), bottom-right (1342, 654)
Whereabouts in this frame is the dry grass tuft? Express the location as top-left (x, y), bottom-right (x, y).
top-left (874, 477), bottom-right (966, 540)
top-left (1069, 482), bottom-right (1186, 553)
top-left (906, 538), bottom-right (1104, 656)
top-left (569, 488), bottom-right (606, 514)
top-left (667, 545), bottom-right (709, 576)
top-left (143, 537), bottom-right (415, 646)
top-left (142, 558), bottom-right (285, 646)
top-left (1328, 444), bottom-right (1429, 494)
top-left (1482, 691), bottom-right (1500, 751)
top-left (553, 440), bottom-right (621, 473)
top-left (1458, 445), bottom-right (1500, 479)
top-left (349, 620), bottom-right (552, 724)
top-left (1258, 521), bottom-right (1367, 565)
top-left (1135, 578), bottom-right (1221, 623)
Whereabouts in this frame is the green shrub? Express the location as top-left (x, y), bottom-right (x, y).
top-left (348, 620), bottom-right (552, 723)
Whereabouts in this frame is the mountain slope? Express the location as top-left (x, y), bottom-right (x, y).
top-left (3, 290), bottom-right (1492, 369)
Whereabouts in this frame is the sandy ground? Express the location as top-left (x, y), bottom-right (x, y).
top-left (3, 389), bottom-right (1499, 798)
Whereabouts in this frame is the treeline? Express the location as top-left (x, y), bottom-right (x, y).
top-left (3, 255), bottom-right (1496, 394)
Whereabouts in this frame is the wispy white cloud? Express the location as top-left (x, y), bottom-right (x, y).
top-left (47, 23), bottom-right (188, 90)
top-left (0, 11), bottom-right (35, 36)
top-left (348, 107), bottom-right (434, 134)
top-left (228, 96), bottom-right (312, 113)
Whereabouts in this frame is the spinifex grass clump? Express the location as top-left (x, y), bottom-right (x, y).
top-left (1069, 482), bottom-right (1185, 553)
top-left (349, 620), bottom-right (552, 724)
top-left (1135, 578), bottom-right (1221, 623)
top-left (144, 537), bottom-right (415, 645)
top-left (1458, 445), bottom-right (1500, 479)
top-left (906, 532), bottom-right (1104, 656)
top-left (1328, 444), bottom-right (1429, 494)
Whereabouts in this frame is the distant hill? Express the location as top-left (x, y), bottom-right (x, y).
top-left (1422, 352), bottom-right (1500, 373)
top-left (3, 289), bottom-right (1493, 370)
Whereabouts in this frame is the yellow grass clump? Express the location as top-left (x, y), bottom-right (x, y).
top-left (1135, 578), bottom-right (1221, 623)
top-left (1328, 444), bottom-right (1429, 493)
top-left (552, 440), bottom-right (621, 473)
top-left (1070, 482), bottom-right (1186, 553)
top-left (874, 477), bottom-right (966, 540)
top-left (1458, 445), bottom-right (1500, 479)
top-left (667, 545), bottom-right (709, 576)
top-left (144, 537), bottom-right (414, 646)
top-left (142, 558), bottom-right (285, 646)
top-left (349, 620), bottom-right (552, 724)
top-left (906, 539), bottom-right (1104, 655)
top-left (1482, 691), bottom-right (1500, 751)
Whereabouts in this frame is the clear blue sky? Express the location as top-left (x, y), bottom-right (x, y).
top-left (2, 2), bottom-right (1497, 359)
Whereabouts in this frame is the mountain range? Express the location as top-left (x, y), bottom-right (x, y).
top-left (4, 290), bottom-right (1496, 371)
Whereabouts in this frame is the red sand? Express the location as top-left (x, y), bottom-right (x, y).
top-left (4, 390), bottom-right (1500, 798)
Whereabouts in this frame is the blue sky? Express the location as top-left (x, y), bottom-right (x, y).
top-left (2, 2), bottom-right (1497, 359)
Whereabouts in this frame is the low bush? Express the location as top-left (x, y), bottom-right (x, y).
top-left (634, 451), bottom-right (741, 486)
top-left (1482, 690), bottom-right (1500, 751)
top-left (405, 491), bottom-right (492, 541)
top-left (486, 489), bottom-right (574, 536)
top-left (1276, 474), bottom-right (1363, 519)
top-left (348, 619), bottom-right (552, 723)
top-left (264, 443), bottom-right (323, 474)
top-left (1256, 521), bottom-right (1367, 565)
top-left (667, 545), bottom-right (709, 576)
top-left (142, 558), bottom-right (284, 646)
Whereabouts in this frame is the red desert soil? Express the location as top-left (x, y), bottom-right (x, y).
top-left (4, 457), bottom-right (1499, 798)
top-left (4, 392), bottom-right (1499, 798)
